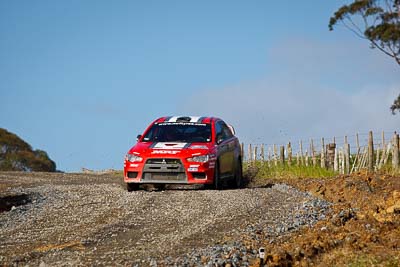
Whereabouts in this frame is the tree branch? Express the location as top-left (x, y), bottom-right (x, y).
top-left (384, 0), bottom-right (394, 14)
top-left (370, 39), bottom-right (400, 62)
top-left (345, 14), bottom-right (366, 35)
top-left (342, 19), bottom-right (367, 39)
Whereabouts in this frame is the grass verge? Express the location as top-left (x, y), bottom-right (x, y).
top-left (244, 160), bottom-right (336, 181)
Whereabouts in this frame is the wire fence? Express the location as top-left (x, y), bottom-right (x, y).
top-left (242, 130), bottom-right (400, 174)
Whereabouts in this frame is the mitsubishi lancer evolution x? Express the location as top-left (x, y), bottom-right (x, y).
top-left (123, 116), bottom-right (242, 191)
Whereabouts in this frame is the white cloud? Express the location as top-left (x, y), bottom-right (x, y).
top-left (178, 38), bottom-right (400, 147)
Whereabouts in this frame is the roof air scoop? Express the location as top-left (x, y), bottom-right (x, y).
top-left (176, 116), bottom-right (192, 122)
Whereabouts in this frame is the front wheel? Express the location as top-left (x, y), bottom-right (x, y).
top-left (126, 183), bottom-right (139, 192)
top-left (205, 161), bottom-right (223, 190)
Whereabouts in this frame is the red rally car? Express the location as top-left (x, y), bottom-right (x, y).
top-left (124, 116), bottom-right (242, 191)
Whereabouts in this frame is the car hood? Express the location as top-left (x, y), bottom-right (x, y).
top-left (128, 142), bottom-right (214, 158)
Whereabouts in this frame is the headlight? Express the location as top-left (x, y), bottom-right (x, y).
top-left (125, 154), bottom-right (143, 162)
top-left (187, 154), bottom-right (209, 163)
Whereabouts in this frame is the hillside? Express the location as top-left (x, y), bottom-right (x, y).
top-left (0, 128), bottom-right (56, 172)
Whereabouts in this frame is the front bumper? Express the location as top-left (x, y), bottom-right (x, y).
top-left (124, 157), bottom-right (215, 184)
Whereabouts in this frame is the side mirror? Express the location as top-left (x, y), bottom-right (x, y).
top-left (216, 134), bottom-right (224, 144)
top-left (136, 134), bottom-right (142, 141)
top-left (227, 124), bottom-right (235, 135)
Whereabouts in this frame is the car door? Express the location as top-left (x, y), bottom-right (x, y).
top-left (215, 121), bottom-right (235, 176)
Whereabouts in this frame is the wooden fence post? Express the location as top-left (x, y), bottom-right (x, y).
top-left (375, 146), bottom-right (380, 168)
top-left (334, 147), bottom-right (338, 172)
top-left (363, 147), bottom-right (369, 169)
top-left (368, 131), bottom-right (374, 172)
top-left (311, 139), bottom-right (317, 166)
top-left (299, 140), bottom-right (304, 166)
top-left (268, 146), bottom-right (271, 167)
top-left (356, 133), bottom-right (360, 151)
top-left (393, 132), bottom-right (399, 170)
top-left (280, 146), bottom-right (285, 165)
top-left (340, 148), bottom-right (345, 174)
top-left (351, 133), bottom-right (361, 173)
top-left (241, 143), bottom-right (244, 161)
top-left (254, 146), bottom-right (258, 162)
top-left (321, 138), bottom-right (326, 168)
top-left (382, 131), bottom-right (386, 150)
top-left (261, 144), bottom-right (265, 162)
top-left (248, 144), bottom-right (252, 163)
top-left (305, 150), bottom-right (309, 167)
top-left (287, 142), bottom-right (292, 166)
top-left (344, 136), bottom-right (350, 174)
top-left (326, 143), bottom-right (336, 170)
top-left (273, 144), bottom-right (278, 166)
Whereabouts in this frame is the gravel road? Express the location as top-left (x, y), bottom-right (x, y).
top-left (0, 172), bottom-right (329, 266)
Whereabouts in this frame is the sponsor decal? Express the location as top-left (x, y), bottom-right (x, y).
top-left (130, 163), bottom-right (139, 167)
top-left (190, 145), bottom-right (208, 149)
top-left (151, 150), bottom-right (181, 155)
top-left (188, 164), bottom-right (200, 172)
top-left (157, 122), bottom-right (207, 126)
top-left (208, 154), bottom-right (217, 161)
top-left (152, 142), bottom-right (188, 149)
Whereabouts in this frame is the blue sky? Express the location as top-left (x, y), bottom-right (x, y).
top-left (1, 1), bottom-right (399, 172)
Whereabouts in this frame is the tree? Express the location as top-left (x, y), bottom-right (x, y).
top-left (329, 0), bottom-right (400, 64)
top-left (329, 0), bottom-right (400, 114)
top-left (0, 128), bottom-right (56, 172)
top-left (391, 94), bottom-right (400, 113)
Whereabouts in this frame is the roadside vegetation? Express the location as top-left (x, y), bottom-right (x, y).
top-left (244, 161), bottom-right (336, 181)
top-left (0, 128), bottom-right (56, 172)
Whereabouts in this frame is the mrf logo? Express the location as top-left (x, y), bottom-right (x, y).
top-left (151, 150), bottom-right (180, 155)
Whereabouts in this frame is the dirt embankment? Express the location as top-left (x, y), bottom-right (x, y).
top-left (249, 172), bottom-right (400, 266)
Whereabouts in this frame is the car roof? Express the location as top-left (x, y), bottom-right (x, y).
top-left (154, 116), bottom-right (221, 124)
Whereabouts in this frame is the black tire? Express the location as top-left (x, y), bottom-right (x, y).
top-left (213, 161), bottom-right (223, 190)
top-left (234, 159), bottom-right (243, 189)
top-left (155, 184), bottom-right (166, 191)
top-left (126, 183), bottom-right (138, 192)
top-left (228, 159), bottom-right (243, 189)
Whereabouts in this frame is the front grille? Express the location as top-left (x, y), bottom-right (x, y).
top-left (142, 172), bottom-right (186, 181)
top-left (127, 172), bottom-right (138, 178)
top-left (192, 172), bottom-right (206, 179)
top-left (146, 158), bottom-right (181, 164)
top-left (142, 158), bottom-right (186, 182)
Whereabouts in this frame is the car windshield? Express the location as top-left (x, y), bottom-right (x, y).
top-left (142, 122), bottom-right (212, 143)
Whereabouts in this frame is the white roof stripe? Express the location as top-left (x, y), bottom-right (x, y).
top-left (168, 116), bottom-right (179, 122)
top-left (166, 116), bottom-right (201, 123)
top-left (190, 116), bottom-right (200, 122)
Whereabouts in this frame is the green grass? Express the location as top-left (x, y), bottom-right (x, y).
top-left (244, 160), bottom-right (337, 180)
top-left (109, 170), bottom-right (123, 177)
top-left (345, 255), bottom-right (399, 267)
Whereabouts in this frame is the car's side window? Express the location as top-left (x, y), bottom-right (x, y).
top-left (221, 123), bottom-right (233, 139)
top-left (215, 121), bottom-right (224, 143)
top-left (216, 121), bottom-right (233, 143)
